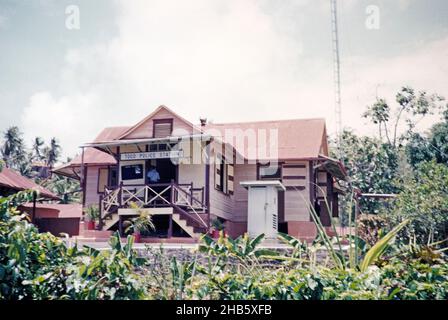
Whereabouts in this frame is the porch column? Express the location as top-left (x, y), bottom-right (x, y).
top-left (309, 160), bottom-right (316, 219)
top-left (118, 215), bottom-right (123, 237)
top-left (80, 147), bottom-right (86, 207)
top-left (168, 215), bottom-right (173, 238)
top-left (205, 140), bottom-right (211, 233)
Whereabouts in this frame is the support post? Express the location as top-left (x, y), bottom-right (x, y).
top-left (80, 147), bottom-right (86, 207)
top-left (205, 140), bottom-right (211, 233)
top-left (98, 194), bottom-right (104, 229)
top-left (309, 160), bottom-right (316, 222)
top-left (31, 191), bottom-right (37, 224)
top-left (168, 214), bottom-right (173, 238)
top-left (118, 215), bottom-right (123, 237)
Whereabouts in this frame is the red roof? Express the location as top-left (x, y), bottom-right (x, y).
top-left (0, 167), bottom-right (59, 199)
top-left (204, 118), bottom-right (328, 160)
top-left (94, 126), bottom-right (131, 143)
top-left (20, 203), bottom-right (82, 218)
top-left (53, 148), bottom-right (117, 179)
top-left (68, 148), bottom-right (116, 166)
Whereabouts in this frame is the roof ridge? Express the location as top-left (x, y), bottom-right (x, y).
top-left (205, 117), bottom-right (326, 126)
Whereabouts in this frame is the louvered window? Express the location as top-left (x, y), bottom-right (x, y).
top-left (214, 153), bottom-right (234, 195)
top-left (153, 119), bottom-right (173, 138)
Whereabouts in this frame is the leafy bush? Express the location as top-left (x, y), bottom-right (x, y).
top-left (357, 214), bottom-right (387, 246)
top-left (0, 190), bottom-right (146, 300)
top-left (389, 161), bottom-right (448, 243)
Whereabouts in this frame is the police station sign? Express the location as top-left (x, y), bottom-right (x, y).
top-left (120, 150), bottom-right (184, 161)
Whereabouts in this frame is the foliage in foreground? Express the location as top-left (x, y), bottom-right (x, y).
top-left (1, 190), bottom-right (447, 300)
top-left (142, 233), bottom-right (448, 300)
top-left (0, 191), bottom-right (145, 300)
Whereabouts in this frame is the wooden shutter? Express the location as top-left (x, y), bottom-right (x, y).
top-left (228, 163), bottom-right (234, 195)
top-left (153, 119), bottom-right (173, 138)
top-left (98, 168), bottom-right (109, 193)
top-left (214, 154), bottom-right (221, 190)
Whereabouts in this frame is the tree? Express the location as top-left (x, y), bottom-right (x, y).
top-left (31, 137), bottom-right (45, 162)
top-left (363, 86), bottom-right (445, 149)
top-left (42, 175), bottom-right (80, 204)
top-left (406, 120), bottom-right (448, 168)
top-left (44, 137), bottom-right (61, 168)
top-left (336, 130), bottom-right (400, 215)
top-left (388, 161), bottom-right (448, 243)
top-left (1, 127), bottom-right (28, 174)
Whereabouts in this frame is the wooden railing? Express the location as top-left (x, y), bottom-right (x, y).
top-left (99, 181), bottom-right (208, 229)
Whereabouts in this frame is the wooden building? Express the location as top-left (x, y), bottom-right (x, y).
top-left (54, 105), bottom-right (347, 241)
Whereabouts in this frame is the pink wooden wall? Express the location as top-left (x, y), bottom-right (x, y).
top-left (122, 108), bottom-right (197, 139)
top-left (84, 165), bottom-right (105, 207)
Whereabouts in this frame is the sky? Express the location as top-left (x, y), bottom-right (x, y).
top-left (0, 0), bottom-right (447, 159)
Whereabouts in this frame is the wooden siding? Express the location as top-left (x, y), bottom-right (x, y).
top-left (232, 163), bottom-right (257, 222)
top-left (282, 161), bottom-right (310, 222)
top-left (178, 164), bottom-right (205, 189)
top-left (84, 165), bottom-right (106, 207)
top-left (208, 147), bottom-right (234, 221)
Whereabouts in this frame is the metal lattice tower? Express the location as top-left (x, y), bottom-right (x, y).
top-left (331, 0), bottom-right (342, 153)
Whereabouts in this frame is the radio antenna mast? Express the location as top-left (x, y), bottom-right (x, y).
top-left (331, 0), bottom-right (342, 155)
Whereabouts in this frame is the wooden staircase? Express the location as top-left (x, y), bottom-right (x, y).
top-left (99, 182), bottom-right (209, 239)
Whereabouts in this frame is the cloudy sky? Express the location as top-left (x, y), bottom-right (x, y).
top-left (0, 0), bottom-right (447, 158)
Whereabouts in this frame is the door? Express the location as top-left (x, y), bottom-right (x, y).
top-left (248, 187), bottom-right (267, 237)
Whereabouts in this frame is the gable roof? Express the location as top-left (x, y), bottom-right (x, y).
top-left (116, 105), bottom-right (200, 140)
top-left (204, 118), bottom-right (327, 160)
top-left (94, 126), bottom-right (131, 143)
top-left (0, 167), bottom-right (59, 199)
top-left (77, 105), bottom-right (330, 164)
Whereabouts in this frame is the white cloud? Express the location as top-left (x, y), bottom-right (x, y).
top-left (0, 14), bottom-right (8, 29)
top-left (20, 0), bottom-right (448, 158)
top-left (21, 92), bottom-right (101, 159)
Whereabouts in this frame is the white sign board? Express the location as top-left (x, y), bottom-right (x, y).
top-left (120, 150), bottom-right (184, 161)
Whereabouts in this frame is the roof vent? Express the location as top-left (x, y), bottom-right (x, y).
top-left (199, 117), bottom-right (207, 127)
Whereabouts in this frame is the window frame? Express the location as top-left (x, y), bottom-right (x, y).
top-left (258, 163), bottom-right (282, 180)
top-left (152, 118), bottom-right (174, 138)
top-left (121, 164), bottom-right (144, 181)
top-left (215, 153), bottom-right (230, 195)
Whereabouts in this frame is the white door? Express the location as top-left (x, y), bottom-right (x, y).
top-left (248, 187), bottom-right (268, 238)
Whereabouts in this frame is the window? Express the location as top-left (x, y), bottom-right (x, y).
top-left (121, 164), bottom-right (144, 180)
top-left (109, 167), bottom-right (118, 187)
top-left (214, 154), bottom-right (234, 195)
top-left (98, 168), bottom-right (109, 193)
top-left (219, 161), bottom-right (228, 193)
top-left (153, 119), bottom-right (173, 138)
top-left (259, 164), bottom-right (281, 180)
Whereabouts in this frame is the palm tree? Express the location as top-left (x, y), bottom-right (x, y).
top-left (31, 137), bottom-right (45, 161)
top-left (1, 126), bottom-right (27, 171)
top-left (42, 175), bottom-right (81, 204)
top-left (45, 137), bottom-right (61, 168)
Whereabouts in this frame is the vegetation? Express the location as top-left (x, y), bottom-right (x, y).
top-left (123, 203), bottom-right (155, 235)
top-left (0, 126), bottom-right (80, 203)
top-left (85, 205), bottom-right (100, 222)
top-left (0, 191), bottom-right (145, 300)
top-left (1, 189), bottom-right (447, 300)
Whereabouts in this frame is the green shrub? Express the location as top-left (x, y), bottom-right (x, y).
top-left (0, 190), bottom-right (146, 300)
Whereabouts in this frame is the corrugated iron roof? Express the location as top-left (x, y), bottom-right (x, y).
top-left (19, 203), bottom-right (82, 218)
top-left (53, 148), bottom-right (117, 179)
top-left (94, 126), bottom-right (131, 143)
top-left (204, 118), bottom-right (328, 160)
top-left (0, 167), bottom-right (59, 199)
top-left (74, 107), bottom-right (330, 166)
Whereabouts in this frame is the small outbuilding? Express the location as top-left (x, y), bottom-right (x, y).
top-left (0, 167), bottom-right (82, 236)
